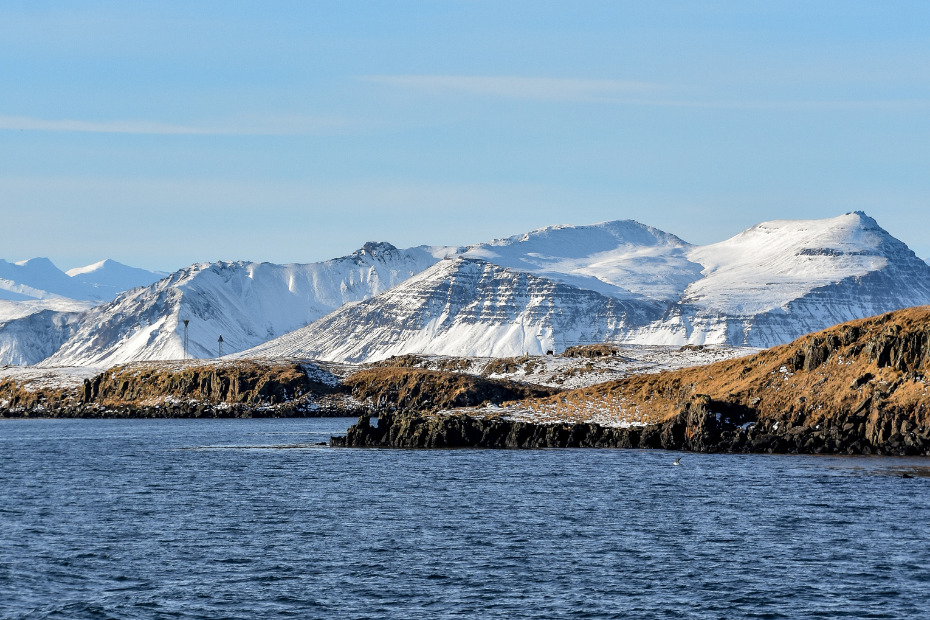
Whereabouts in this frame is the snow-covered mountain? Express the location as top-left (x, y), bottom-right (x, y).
top-left (243, 257), bottom-right (666, 362)
top-left (39, 243), bottom-right (451, 367)
top-left (0, 257), bottom-right (165, 303)
top-left (9, 211), bottom-right (930, 367)
top-left (244, 212), bottom-right (930, 361)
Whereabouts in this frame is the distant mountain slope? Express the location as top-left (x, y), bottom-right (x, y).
top-left (684, 212), bottom-right (916, 315)
top-left (667, 212), bottom-right (930, 347)
top-left (0, 258), bottom-right (86, 301)
top-left (66, 259), bottom-right (166, 300)
top-left (41, 243), bottom-right (450, 367)
top-left (12, 211), bottom-right (930, 367)
top-left (0, 298), bottom-right (96, 324)
top-left (0, 257), bottom-right (165, 302)
top-left (243, 212), bottom-right (930, 361)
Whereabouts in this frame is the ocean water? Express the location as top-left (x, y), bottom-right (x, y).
top-left (1, 418), bottom-right (929, 619)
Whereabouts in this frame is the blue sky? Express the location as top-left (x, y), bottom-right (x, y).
top-left (2, 1), bottom-right (929, 271)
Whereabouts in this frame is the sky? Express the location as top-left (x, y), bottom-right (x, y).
top-left (2, 1), bottom-right (929, 272)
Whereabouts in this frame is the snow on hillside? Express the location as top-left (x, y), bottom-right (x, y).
top-left (0, 258), bottom-right (85, 301)
top-left (0, 309), bottom-right (85, 366)
top-left (0, 298), bottom-right (95, 323)
top-left (241, 257), bottom-right (667, 362)
top-left (461, 220), bottom-right (702, 301)
top-left (10, 211), bottom-right (930, 367)
top-left (41, 243), bottom-right (451, 367)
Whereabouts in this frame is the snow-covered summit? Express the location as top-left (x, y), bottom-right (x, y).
top-left (9, 211), bottom-right (930, 367)
top-left (242, 256), bottom-right (666, 362)
top-left (0, 257), bottom-right (84, 301)
top-left (240, 211), bottom-right (930, 361)
top-left (684, 212), bottom-right (923, 315)
top-left (460, 219), bottom-right (701, 301)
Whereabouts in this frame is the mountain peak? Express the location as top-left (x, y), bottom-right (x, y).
top-left (13, 257), bottom-right (60, 271)
top-left (354, 241), bottom-right (399, 258)
top-left (66, 259), bottom-right (119, 277)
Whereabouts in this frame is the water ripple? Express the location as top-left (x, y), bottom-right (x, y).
top-left (1, 418), bottom-right (929, 619)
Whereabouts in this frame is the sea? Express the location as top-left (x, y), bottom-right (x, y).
top-left (1, 417), bottom-right (929, 619)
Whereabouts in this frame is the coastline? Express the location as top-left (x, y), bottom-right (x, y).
top-left (331, 402), bottom-right (930, 456)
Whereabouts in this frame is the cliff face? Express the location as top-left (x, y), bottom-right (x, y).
top-left (0, 360), bottom-right (355, 418)
top-left (0, 361), bottom-right (559, 419)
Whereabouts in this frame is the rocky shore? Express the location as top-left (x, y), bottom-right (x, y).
top-left (331, 391), bottom-right (930, 455)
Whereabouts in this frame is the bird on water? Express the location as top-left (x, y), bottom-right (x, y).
top-left (673, 457), bottom-right (681, 466)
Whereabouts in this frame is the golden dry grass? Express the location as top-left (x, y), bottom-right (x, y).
top-left (522, 307), bottom-right (930, 427)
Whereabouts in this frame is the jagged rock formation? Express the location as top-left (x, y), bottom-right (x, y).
top-left (344, 367), bottom-right (558, 413)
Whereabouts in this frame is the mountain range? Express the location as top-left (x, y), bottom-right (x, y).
top-left (2, 211), bottom-right (929, 367)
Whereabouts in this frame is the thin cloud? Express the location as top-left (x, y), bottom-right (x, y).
top-left (0, 115), bottom-right (351, 135)
top-left (363, 75), bottom-right (930, 110)
top-left (361, 75), bottom-right (657, 102)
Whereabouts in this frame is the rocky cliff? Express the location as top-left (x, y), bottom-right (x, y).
top-left (0, 360), bottom-right (558, 419)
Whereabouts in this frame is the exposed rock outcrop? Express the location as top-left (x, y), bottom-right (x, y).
top-left (0, 361), bottom-right (559, 419)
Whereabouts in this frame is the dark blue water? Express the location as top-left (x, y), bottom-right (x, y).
top-left (2, 418), bottom-right (929, 619)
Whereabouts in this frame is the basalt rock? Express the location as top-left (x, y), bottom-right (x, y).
top-left (331, 390), bottom-right (930, 455)
top-left (331, 412), bottom-right (644, 449)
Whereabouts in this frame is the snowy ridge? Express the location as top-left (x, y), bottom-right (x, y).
top-left (66, 259), bottom-right (167, 300)
top-left (684, 212), bottom-right (907, 314)
top-left (40, 243), bottom-right (450, 367)
top-left (0, 309), bottom-right (85, 366)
